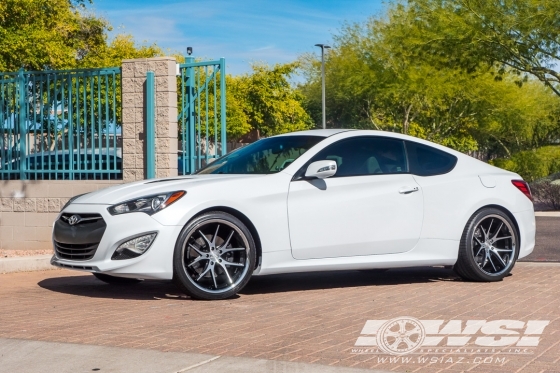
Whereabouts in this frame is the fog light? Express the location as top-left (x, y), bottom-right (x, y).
top-left (112, 233), bottom-right (157, 260)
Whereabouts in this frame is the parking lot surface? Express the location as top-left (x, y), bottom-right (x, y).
top-left (521, 217), bottom-right (560, 262)
top-left (1, 262), bottom-right (559, 373)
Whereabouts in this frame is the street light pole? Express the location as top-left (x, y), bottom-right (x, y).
top-left (315, 44), bottom-right (330, 129)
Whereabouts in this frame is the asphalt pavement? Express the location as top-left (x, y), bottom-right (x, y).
top-left (520, 216), bottom-right (560, 262)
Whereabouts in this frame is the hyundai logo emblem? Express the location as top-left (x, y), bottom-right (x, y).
top-left (67, 215), bottom-right (81, 226)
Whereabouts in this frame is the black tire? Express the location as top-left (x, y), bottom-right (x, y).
top-left (173, 211), bottom-right (256, 300)
top-left (93, 273), bottom-right (142, 284)
top-left (454, 207), bottom-right (519, 282)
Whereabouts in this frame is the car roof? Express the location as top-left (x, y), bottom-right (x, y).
top-left (273, 129), bottom-right (468, 158)
top-left (274, 129), bottom-right (355, 137)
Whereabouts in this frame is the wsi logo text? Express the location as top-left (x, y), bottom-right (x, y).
top-left (354, 317), bottom-right (550, 355)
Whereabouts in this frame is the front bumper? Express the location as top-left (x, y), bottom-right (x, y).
top-left (51, 204), bottom-right (183, 280)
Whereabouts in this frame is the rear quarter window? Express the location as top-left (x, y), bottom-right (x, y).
top-left (406, 141), bottom-right (457, 176)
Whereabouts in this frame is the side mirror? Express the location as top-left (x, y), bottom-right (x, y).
top-left (305, 160), bottom-right (337, 179)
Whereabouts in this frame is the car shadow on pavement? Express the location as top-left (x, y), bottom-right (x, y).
top-left (38, 275), bottom-right (190, 301)
top-left (241, 266), bottom-right (460, 295)
top-left (38, 267), bottom-right (460, 300)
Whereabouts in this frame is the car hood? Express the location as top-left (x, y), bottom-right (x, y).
top-left (72, 174), bottom-right (263, 205)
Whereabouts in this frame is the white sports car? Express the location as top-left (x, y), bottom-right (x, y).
top-left (52, 129), bottom-right (535, 300)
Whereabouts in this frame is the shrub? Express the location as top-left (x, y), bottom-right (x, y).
top-left (530, 173), bottom-right (560, 210)
top-left (490, 146), bottom-right (560, 182)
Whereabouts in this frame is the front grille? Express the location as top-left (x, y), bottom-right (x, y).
top-left (59, 213), bottom-right (104, 226)
top-left (54, 241), bottom-right (99, 260)
top-left (53, 213), bottom-right (106, 261)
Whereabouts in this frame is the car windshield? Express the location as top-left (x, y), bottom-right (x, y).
top-left (196, 135), bottom-right (325, 175)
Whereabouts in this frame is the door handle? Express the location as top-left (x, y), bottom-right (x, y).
top-left (398, 186), bottom-right (419, 194)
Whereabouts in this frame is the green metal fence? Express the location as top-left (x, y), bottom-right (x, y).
top-left (178, 58), bottom-right (227, 174)
top-left (0, 67), bottom-right (122, 180)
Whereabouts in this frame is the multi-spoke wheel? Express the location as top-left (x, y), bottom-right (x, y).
top-left (455, 208), bottom-right (519, 282)
top-left (173, 211), bottom-right (256, 300)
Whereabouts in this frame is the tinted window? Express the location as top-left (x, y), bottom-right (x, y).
top-left (305, 137), bottom-right (408, 178)
top-left (406, 141), bottom-right (457, 176)
top-left (196, 135), bottom-right (324, 174)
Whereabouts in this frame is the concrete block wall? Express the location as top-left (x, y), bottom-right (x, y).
top-left (0, 181), bottom-right (123, 255)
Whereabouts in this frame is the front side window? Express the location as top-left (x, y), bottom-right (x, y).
top-left (305, 137), bottom-right (408, 178)
top-left (196, 135), bottom-right (325, 174)
top-left (406, 141), bottom-right (457, 176)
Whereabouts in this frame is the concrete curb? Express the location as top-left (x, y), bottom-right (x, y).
top-left (535, 211), bottom-right (560, 217)
top-left (0, 255), bottom-right (55, 274)
top-left (517, 261), bottom-right (560, 266)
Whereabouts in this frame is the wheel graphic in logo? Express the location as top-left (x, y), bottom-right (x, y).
top-left (376, 317), bottom-right (425, 355)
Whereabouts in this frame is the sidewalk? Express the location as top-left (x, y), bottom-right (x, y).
top-left (0, 338), bottom-right (389, 373)
top-left (534, 211), bottom-right (560, 217)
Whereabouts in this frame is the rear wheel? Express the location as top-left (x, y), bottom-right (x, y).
top-left (455, 208), bottom-right (519, 282)
top-left (93, 273), bottom-right (142, 284)
top-left (173, 211), bottom-right (256, 300)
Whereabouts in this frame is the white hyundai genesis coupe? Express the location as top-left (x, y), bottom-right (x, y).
top-left (52, 129), bottom-right (535, 300)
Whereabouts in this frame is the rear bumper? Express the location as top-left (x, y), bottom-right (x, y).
top-left (513, 209), bottom-right (536, 259)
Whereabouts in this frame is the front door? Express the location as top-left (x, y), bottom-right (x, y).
top-left (288, 136), bottom-right (424, 260)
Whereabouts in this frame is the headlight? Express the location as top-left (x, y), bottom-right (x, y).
top-left (61, 193), bottom-right (87, 212)
top-left (107, 190), bottom-right (186, 216)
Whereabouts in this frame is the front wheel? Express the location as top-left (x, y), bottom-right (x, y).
top-left (454, 208), bottom-right (519, 282)
top-left (173, 211), bottom-right (256, 300)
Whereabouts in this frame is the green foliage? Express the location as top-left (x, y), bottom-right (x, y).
top-left (395, 0), bottom-right (560, 97)
top-left (299, 2), bottom-right (560, 157)
top-left (228, 62), bottom-right (313, 139)
top-left (225, 74), bottom-right (252, 139)
top-left (490, 146), bottom-right (560, 182)
top-left (0, 0), bottom-right (163, 71)
top-left (177, 63), bottom-right (312, 141)
top-left (0, 0), bottom-right (105, 70)
top-left (80, 34), bottom-right (163, 68)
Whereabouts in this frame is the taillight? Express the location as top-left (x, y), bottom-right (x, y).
top-left (511, 180), bottom-right (533, 201)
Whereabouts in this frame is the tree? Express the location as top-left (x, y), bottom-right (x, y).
top-left (80, 34), bottom-right (163, 68)
top-left (299, 7), bottom-right (560, 157)
top-left (176, 62), bottom-right (313, 142)
top-left (0, 0), bottom-right (103, 71)
top-left (385, 0), bottom-right (560, 97)
top-left (229, 63), bottom-right (314, 139)
top-left (0, 0), bottom-right (163, 71)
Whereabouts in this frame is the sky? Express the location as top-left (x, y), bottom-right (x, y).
top-left (92, 0), bottom-right (389, 75)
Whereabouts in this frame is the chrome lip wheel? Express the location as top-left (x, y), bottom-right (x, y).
top-left (181, 219), bottom-right (250, 294)
top-left (471, 214), bottom-right (516, 276)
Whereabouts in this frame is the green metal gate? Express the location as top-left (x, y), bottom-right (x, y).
top-left (0, 67), bottom-right (122, 180)
top-left (177, 57), bottom-right (227, 175)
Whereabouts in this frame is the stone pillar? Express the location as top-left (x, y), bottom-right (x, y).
top-left (121, 57), bottom-right (178, 182)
